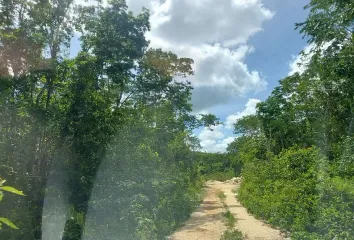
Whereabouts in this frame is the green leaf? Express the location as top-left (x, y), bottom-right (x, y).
top-left (0, 218), bottom-right (19, 229)
top-left (0, 191), bottom-right (3, 201)
top-left (0, 186), bottom-right (25, 196)
top-left (0, 179), bottom-right (6, 186)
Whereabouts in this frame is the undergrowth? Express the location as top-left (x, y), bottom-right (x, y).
top-left (205, 170), bottom-right (236, 182)
top-left (217, 190), bottom-right (245, 240)
top-left (220, 229), bottom-right (244, 240)
top-left (223, 210), bottom-right (236, 229)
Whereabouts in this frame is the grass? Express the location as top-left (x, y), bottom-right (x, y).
top-left (204, 170), bottom-right (235, 182)
top-left (217, 190), bottom-right (227, 202)
top-left (218, 190), bottom-right (245, 240)
top-left (223, 210), bottom-right (236, 228)
top-left (220, 229), bottom-right (244, 240)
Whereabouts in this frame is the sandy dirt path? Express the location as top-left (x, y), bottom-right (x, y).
top-left (169, 180), bottom-right (285, 240)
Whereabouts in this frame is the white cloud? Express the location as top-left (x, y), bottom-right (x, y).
top-left (225, 98), bottom-right (261, 129)
top-left (148, 43), bottom-right (267, 110)
top-left (288, 44), bottom-right (314, 76)
top-left (198, 124), bottom-right (237, 153)
top-left (126, 0), bottom-right (159, 13)
top-left (125, 1), bottom-right (273, 152)
top-left (289, 42), bottom-right (333, 76)
top-left (148, 0), bottom-right (274, 47)
top-left (195, 109), bottom-right (210, 116)
top-left (198, 98), bottom-right (262, 153)
top-left (199, 124), bottom-right (225, 142)
top-left (126, 0), bottom-right (273, 110)
top-left (200, 137), bottom-right (236, 153)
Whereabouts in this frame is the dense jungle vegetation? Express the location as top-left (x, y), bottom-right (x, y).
top-left (196, 152), bottom-right (240, 181)
top-left (1, 0), bottom-right (354, 239)
top-left (228, 0), bottom-right (354, 239)
top-left (0, 0), bottom-right (219, 239)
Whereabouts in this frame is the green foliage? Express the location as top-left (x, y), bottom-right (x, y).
top-left (217, 191), bottom-right (227, 202)
top-left (0, 0), bottom-right (223, 239)
top-left (238, 147), bottom-right (322, 231)
top-left (311, 177), bottom-right (354, 240)
top-left (197, 152), bottom-right (239, 181)
top-left (234, 129), bottom-right (354, 239)
top-left (296, 0), bottom-right (354, 49)
top-left (336, 136), bottom-right (354, 177)
top-left (199, 114), bottom-right (222, 130)
top-left (220, 229), bottom-right (244, 240)
top-left (223, 210), bottom-right (236, 229)
top-left (0, 218), bottom-right (19, 230)
top-left (224, 2), bottom-right (354, 239)
top-left (233, 115), bottom-right (261, 136)
top-left (219, 193), bottom-right (244, 240)
top-left (78, 120), bottom-right (204, 240)
top-left (0, 186), bottom-right (26, 196)
top-left (205, 170), bottom-right (236, 182)
top-left (0, 178), bottom-right (24, 230)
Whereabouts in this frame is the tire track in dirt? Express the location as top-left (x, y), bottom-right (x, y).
top-left (169, 180), bottom-right (285, 240)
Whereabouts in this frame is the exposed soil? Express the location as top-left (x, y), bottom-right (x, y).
top-left (169, 180), bottom-right (285, 240)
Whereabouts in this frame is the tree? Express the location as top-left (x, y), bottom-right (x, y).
top-left (296, 0), bottom-right (354, 51)
top-left (76, 0), bottom-right (150, 108)
top-left (0, 0), bottom-right (221, 239)
top-left (233, 115), bottom-right (262, 137)
top-left (228, 1), bottom-right (354, 239)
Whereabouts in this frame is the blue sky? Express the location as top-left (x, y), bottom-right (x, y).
top-left (247, 0), bottom-right (309, 93)
top-left (186, 0), bottom-right (310, 152)
top-left (71, 0), bottom-right (310, 152)
top-left (199, 0), bottom-right (310, 118)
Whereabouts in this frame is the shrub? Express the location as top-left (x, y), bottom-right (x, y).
top-left (310, 177), bottom-right (354, 240)
top-left (238, 147), bottom-right (323, 232)
top-left (238, 144), bottom-right (354, 239)
top-left (220, 230), bottom-right (244, 240)
top-left (223, 210), bottom-right (236, 229)
top-left (204, 169), bottom-right (235, 182)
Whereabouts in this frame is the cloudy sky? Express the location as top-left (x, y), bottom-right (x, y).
top-left (72, 0), bottom-right (310, 152)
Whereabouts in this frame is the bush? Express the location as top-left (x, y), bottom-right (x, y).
top-left (197, 152), bottom-right (240, 181)
top-left (288, 177), bottom-right (354, 240)
top-left (238, 147), bottom-right (323, 233)
top-left (78, 126), bottom-right (203, 240)
top-left (310, 177), bottom-right (354, 240)
top-left (204, 169), bottom-right (235, 182)
top-left (220, 230), bottom-right (244, 240)
top-left (238, 144), bottom-right (354, 239)
top-left (223, 210), bottom-right (236, 229)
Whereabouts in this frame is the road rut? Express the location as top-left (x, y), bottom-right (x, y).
top-left (169, 180), bottom-right (284, 240)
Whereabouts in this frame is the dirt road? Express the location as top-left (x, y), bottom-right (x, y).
top-left (169, 180), bottom-right (285, 240)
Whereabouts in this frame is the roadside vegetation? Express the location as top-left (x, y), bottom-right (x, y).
top-left (197, 152), bottom-right (241, 181)
top-left (220, 230), bottom-right (244, 240)
top-left (0, 0), bottom-right (219, 239)
top-left (1, 0), bottom-right (353, 239)
top-left (226, 1), bottom-right (354, 239)
top-left (217, 191), bottom-right (244, 240)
